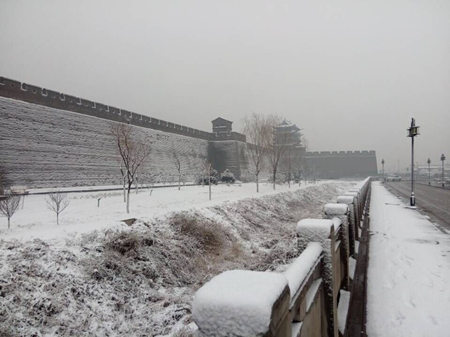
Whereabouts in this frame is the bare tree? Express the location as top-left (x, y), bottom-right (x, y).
top-left (266, 115), bottom-right (289, 190)
top-left (242, 113), bottom-right (272, 192)
top-left (120, 164), bottom-right (126, 202)
top-left (0, 193), bottom-right (21, 229)
top-left (171, 142), bottom-right (183, 191)
top-left (46, 193), bottom-right (70, 225)
top-left (283, 145), bottom-right (293, 188)
top-left (196, 158), bottom-right (216, 200)
top-left (111, 123), bottom-right (150, 213)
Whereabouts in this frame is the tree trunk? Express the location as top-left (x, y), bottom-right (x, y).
top-left (56, 213), bottom-right (59, 225)
top-left (208, 166), bottom-right (212, 200)
top-left (178, 173), bottom-right (181, 191)
top-left (136, 176), bottom-right (138, 195)
top-left (123, 175), bottom-right (126, 203)
top-left (7, 217), bottom-right (10, 229)
top-left (209, 179), bottom-right (211, 200)
top-left (126, 188), bottom-right (130, 213)
top-left (256, 173), bottom-right (259, 193)
top-left (273, 169), bottom-right (276, 190)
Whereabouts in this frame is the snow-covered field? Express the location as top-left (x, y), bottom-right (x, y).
top-left (0, 181), bottom-right (354, 336)
top-left (367, 182), bottom-right (450, 337)
top-left (3, 181), bottom-right (334, 242)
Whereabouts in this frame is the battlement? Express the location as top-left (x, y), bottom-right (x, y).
top-left (211, 131), bottom-right (246, 142)
top-left (0, 76), bottom-right (215, 141)
top-left (305, 150), bottom-right (376, 157)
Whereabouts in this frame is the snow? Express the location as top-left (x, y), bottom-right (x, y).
top-left (192, 270), bottom-right (288, 337)
top-left (337, 289), bottom-right (350, 334)
top-left (349, 257), bottom-right (356, 279)
top-left (296, 219), bottom-right (334, 251)
top-left (336, 195), bottom-right (354, 204)
top-left (331, 217), bottom-right (342, 234)
top-left (367, 182), bottom-right (450, 337)
top-left (292, 322), bottom-right (303, 336)
top-left (0, 181), bottom-right (356, 336)
top-left (323, 203), bottom-right (348, 216)
top-left (0, 181), bottom-right (334, 242)
top-left (284, 242), bottom-right (322, 303)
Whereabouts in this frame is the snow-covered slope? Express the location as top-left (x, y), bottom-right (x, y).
top-left (0, 181), bottom-right (354, 336)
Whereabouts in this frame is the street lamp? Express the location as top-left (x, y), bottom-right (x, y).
top-left (407, 118), bottom-right (419, 206)
top-left (427, 158), bottom-right (431, 185)
top-left (441, 154), bottom-right (446, 188)
top-left (381, 159), bottom-right (385, 182)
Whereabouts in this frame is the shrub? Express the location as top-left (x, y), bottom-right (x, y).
top-left (220, 169), bottom-right (235, 184)
top-left (196, 169), bottom-right (219, 185)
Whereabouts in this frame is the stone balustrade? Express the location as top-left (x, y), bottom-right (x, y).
top-left (192, 178), bottom-right (372, 337)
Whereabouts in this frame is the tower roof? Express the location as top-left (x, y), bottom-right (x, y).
top-left (212, 117), bottom-right (233, 124)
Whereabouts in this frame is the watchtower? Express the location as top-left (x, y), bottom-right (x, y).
top-left (211, 117), bottom-right (232, 138)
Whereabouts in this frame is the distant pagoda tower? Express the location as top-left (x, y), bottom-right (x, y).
top-left (274, 120), bottom-right (303, 148)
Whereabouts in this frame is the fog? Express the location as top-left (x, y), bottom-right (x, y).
top-left (1, 0), bottom-right (449, 172)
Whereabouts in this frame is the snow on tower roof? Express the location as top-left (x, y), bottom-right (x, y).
top-left (211, 117), bottom-right (233, 124)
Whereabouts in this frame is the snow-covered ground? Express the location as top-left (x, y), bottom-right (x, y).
top-left (1, 181), bottom-right (332, 242)
top-left (367, 182), bottom-right (450, 337)
top-left (0, 180), bottom-right (355, 336)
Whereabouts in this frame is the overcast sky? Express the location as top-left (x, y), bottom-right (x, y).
top-left (1, 0), bottom-right (449, 172)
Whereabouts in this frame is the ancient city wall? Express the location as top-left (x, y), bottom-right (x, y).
top-left (304, 151), bottom-right (378, 179)
top-left (0, 96), bottom-right (209, 188)
top-left (0, 77), bottom-right (212, 140)
top-left (0, 76), bottom-right (377, 188)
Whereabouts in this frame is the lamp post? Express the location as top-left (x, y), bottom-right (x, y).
top-left (441, 154), bottom-right (446, 188)
top-left (427, 158), bottom-right (431, 185)
top-left (381, 159), bottom-right (385, 182)
top-left (407, 118), bottom-right (419, 206)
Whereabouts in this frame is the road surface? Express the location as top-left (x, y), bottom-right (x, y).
top-left (384, 181), bottom-right (450, 231)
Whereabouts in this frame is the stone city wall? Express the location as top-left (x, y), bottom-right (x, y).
top-left (0, 96), bottom-right (209, 188)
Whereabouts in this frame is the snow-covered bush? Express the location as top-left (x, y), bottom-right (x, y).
top-left (220, 169), bottom-right (235, 184)
top-left (196, 168), bottom-right (219, 185)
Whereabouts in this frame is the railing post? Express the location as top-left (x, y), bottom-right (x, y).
top-left (336, 196), bottom-right (357, 257)
top-left (323, 204), bottom-right (351, 290)
top-left (343, 192), bottom-right (360, 239)
top-left (193, 270), bottom-right (291, 337)
top-left (297, 219), bottom-right (339, 337)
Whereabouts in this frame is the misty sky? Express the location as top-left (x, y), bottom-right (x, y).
top-left (1, 0), bottom-right (449, 172)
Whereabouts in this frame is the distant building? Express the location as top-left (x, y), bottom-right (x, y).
top-left (212, 117), bottom-right (233, 137)
top-left (274, 120), bottom-right (303, 148)
top-left (273, 120), bottom-right (306, 181)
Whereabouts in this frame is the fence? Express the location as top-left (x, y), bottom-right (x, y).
top-left (192, 177), bottom-right (371, 337)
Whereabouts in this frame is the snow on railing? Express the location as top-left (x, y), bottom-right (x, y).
top-left (193, 270), bottom-right (289, 337)
top-left (192, 177), bottom-right (372, 337)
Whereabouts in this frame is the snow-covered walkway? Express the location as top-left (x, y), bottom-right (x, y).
top-left (367, 182), bottom-right (450, 337)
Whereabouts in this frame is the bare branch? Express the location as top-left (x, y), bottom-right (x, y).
top-left (0, 193), bottom-right (21, 229)
top-left (46, 193), bottom-right (70, 225)
top-left (111, 123), bottom-right (150, 213)
top-left (242, 113), bottom-right (273, 192)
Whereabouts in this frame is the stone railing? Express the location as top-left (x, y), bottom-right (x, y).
top-left (192, 177), bottom-right (371, 337)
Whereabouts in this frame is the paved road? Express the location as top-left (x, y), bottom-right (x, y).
top-left (385, 181), bottom-right (450, 231)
